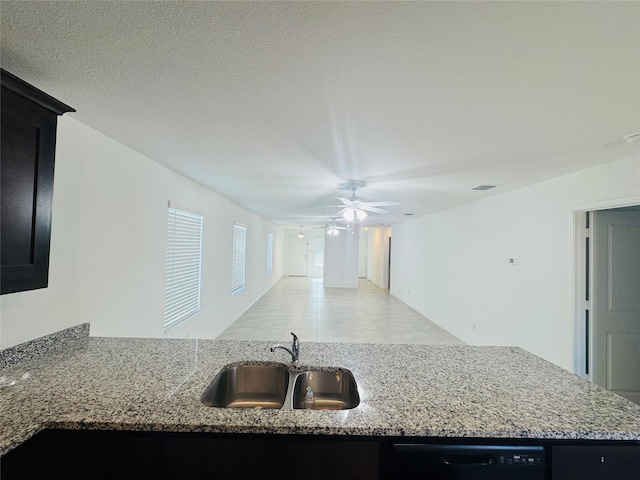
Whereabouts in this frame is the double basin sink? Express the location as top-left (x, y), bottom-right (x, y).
top-left (200, 361), bottom-right (359, 410)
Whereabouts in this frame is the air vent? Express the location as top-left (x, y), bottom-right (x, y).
top-left (471, 185), bottom-right (496, 191)
top-left (624, 133), bottom-right (640, 144)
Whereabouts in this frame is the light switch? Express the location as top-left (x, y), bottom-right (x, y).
top-left (509, 257), bottom-right (518, 265)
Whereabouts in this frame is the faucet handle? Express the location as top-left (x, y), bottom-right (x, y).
top-left (290, 332), bottom-right (299, 360)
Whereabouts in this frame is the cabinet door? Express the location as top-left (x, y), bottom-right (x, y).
top-left (552, 445), bottom-right (640, 479)
top-left (1, 430), bottom-right (379, 480)
top-left (0, 430), bottom-right (162, 480)
top-left (161, 435), bottom-right (380, 480)
top-left (1, 89), bottom-right (57, 293)
top-left (1, 69), bottom-right (73, 295)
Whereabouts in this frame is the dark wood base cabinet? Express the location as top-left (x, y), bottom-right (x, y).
top-left (1, 431), bottom-right (161, 480)
top-left (0, 431), bottom-right (379, 480)
top-left (552, 445), bottom-right (640, 480)
top-left (1, 430), bottom-right (638, 480)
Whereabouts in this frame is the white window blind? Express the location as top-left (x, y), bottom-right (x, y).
top-left (164, 207), bottom-right (203, 332)
top-left (266, 233), bottom-right (273, 275)
top-left (314, 236), bottom-right (325, 267)
top-left (232, 223), bottom-right (247, 294)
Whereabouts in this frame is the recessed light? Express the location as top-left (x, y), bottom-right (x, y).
top-left (623, 133), bottom-right (640, 144)
top-left (471, 185), bottom-right (496, 191)
top-left (403, 213), bottom-right (414, 216)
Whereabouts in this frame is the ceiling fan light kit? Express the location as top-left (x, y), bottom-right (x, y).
top-left (335, 185), bottom-right (398, 223)
top-left (343, 209), bottom-right (355, 222)
top-left (312, 219), bottom-right (350, 235)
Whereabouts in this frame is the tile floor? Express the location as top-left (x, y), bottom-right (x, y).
top-left (217, 276), bottom-right (465, 345)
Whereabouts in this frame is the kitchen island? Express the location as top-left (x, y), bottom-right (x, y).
top-left (1, 329), bottom-right (639, 478)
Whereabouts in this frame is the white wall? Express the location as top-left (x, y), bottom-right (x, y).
top-left (366, 227), bottom-right (392, 289)
top-left (358, 231), bottom-right (367, 278)
top-left (323, 227), bottom-right (359, 288)
top-left (391, 155), bottom-right (640, 371)
top-left (0, 116), bottom-right (284, 349)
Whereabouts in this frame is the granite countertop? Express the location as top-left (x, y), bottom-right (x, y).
top-left (1, 336), bottom-right (640, 456)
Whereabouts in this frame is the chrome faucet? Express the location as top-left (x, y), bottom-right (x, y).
top-left (270, 332), bottom-right (299, 362)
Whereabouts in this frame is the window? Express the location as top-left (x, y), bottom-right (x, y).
top-left (164, 207), bottom-right (203, 332)
top-left (232, 223), bottom-right (247, 294)
top-left (314, 236), bottom-right (325, 267)
top-left (266, 232), bottom-right (273, 275)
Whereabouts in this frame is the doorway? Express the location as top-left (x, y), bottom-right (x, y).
top-left (288, 234), bottom-right (308, 277)
top-left (576, 205), bottom-right (640, 404)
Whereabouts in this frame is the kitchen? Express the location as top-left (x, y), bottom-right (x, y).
top-left (1, 1), bottom-right (639, 478)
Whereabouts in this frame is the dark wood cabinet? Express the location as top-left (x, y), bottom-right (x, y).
top-left (552, 445), bottom-right (640, 480)
top-left (1, 430), bottom-right (379, 480)
top-left (1, 430), bottom-right (161, 480)
top-left (1, 69), bottom-right (74, 294)
top-left (160, 434), bottom-right (379, 480)
top-left (2, 429), bottom-right (638, 480)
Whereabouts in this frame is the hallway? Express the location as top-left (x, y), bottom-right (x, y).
top-left (218, 277), bottom-right (464, 345)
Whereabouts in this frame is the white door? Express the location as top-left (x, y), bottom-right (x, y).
top-left (289, 235), bottom-right (308, 276)
top-left (592, 210), bottom-right (640, 403)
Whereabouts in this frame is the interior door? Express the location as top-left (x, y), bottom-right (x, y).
top-left (289, 235), bottom-right (308, 276)
top-left (591, 210), bottom-right (640, 403)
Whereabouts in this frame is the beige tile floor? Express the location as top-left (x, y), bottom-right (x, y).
top-left (217, 276), bottom-right (465, 345)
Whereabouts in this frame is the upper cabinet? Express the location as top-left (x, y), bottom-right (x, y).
top-left (1, 69), bottom-right (75, 295)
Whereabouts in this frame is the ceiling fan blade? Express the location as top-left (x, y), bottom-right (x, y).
top-left (366, 201), bottom-right (400, 207)
top-left (315, 223), bottom-right (351, 231)
top-left (360, 205), bottom-right (389, 214)
top-left (337, 207), bottom-right (350, 215)
top-left (335, 197), bottom-right (352, 206)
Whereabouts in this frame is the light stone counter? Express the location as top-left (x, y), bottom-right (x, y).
top-left (1, 336), bottom-right (640, 456)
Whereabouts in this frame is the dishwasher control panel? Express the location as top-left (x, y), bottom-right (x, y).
top-left (392, 443), bottom-right (545, 479)
top-left (498, 451), bottom-right (544, 466)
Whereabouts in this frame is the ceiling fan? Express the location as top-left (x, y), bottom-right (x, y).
top-left (313, 218), bottom-right (351, 236)
top-left (335, 187), bottom-right (399, 222)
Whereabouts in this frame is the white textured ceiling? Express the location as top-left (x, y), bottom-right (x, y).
top-left (2, 1), bottom-right (639, 227)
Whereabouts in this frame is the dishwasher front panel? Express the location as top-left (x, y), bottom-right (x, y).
top-left (391, 444), bottom-right (545, 479)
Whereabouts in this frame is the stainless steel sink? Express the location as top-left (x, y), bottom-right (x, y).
top-left (291, 368), bottom-right (360, 410)
top-left (200, 362), bottom-right (289, 409)
top-left (200, 362), bottom-right (359, 410)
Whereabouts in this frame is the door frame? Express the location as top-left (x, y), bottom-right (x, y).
top-left (287, 230), bottom-right (309, 277)
top-left (571, 195), bottom-right (640, 378)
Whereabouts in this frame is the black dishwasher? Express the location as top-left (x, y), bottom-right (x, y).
top-left (391, 444), bottom-right (545, 479)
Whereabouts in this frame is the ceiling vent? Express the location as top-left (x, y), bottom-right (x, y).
top-left (623, 133), bottom-right (640, 144)
top-left (471, 184), bottom-right (496, 191)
